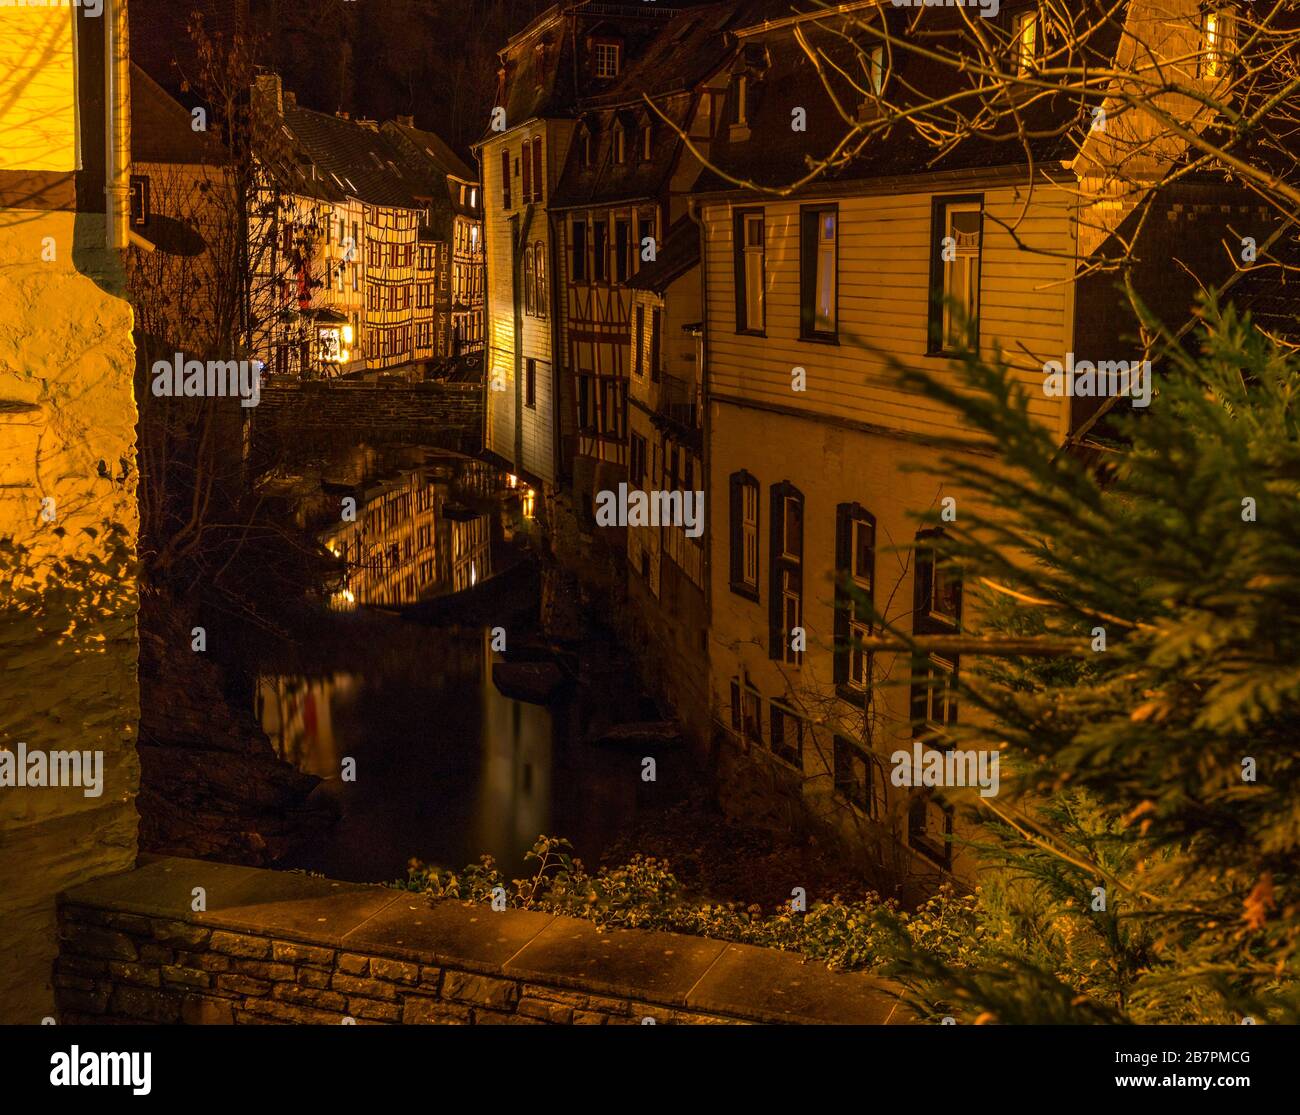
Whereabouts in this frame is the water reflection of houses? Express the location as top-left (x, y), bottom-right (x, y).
top-left (320, 459), bottom-right (497, 607)
top-left (256, 674), bottom-right (353, 778)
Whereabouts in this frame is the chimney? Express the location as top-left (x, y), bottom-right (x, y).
top-left (336, 110), bottom-right (350, 120)
top-left (396, 114), bottom-right (415, 128)
top-left (285, 90), bottom-right (297, 107)
top-left (254, 72), bottom-right (283, 115)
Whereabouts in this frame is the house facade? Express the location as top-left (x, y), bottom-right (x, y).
top-left (250, 75), bottom-right (483, 381)
top-left (693, 0), bottom-right (1268, 882)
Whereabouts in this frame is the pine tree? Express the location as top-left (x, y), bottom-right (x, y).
top-left (878, 301), bottom-right (1300, 1024)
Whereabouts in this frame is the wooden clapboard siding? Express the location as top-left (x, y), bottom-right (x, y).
top-left (482, 129), bottom-right (518, 469)
top-left (703, 182), bottom-right (1076, 443)
top-left (481, 125), bottom-right (561, 483)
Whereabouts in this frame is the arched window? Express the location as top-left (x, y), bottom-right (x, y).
top-left (533, 242), bottom-right (547, 318)
top-left (522, 250), bottom-right (534, 315)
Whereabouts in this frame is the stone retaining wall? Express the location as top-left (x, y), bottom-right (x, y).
top-left (252, 380), bottom-right (483, 455)
top-left (55, 856), bottom-right (906, 1026)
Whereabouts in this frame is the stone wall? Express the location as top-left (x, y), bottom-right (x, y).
top-left (252, 380), bottom-right (483, 457)
top-left (55, 856), bottom-right (906, 1025)
top-left (0, 209), bottom-right (141, 1023)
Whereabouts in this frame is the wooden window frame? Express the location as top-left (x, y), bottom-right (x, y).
top-left (834, 502), bottom-right (875, 695)
top-left (728, 469), bottom-right (760, 601)
top-left (525, 358), bottom-right (537, 409)
top-left (769, 700), bottom-right (804, 770)
top-left (833, 734), bottom-right (880, 816)
top-left (634, 304), bottom-right (645, 376)
top-left (733, 208), bottom-right (765, 335)
top-left (769, 481), bottom-right (803, 663)
top-left (799, 204), bottom-right (839, 343)
top-left (500, 148), bottom-right (511, 210)
top-left (571, 218), bottom-right (588, 283)
top-left (927, 195), bottom-right (984, 356)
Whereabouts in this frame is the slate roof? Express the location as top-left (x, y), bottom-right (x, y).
top-left (492, 0), bottom-right (724, 130)
top-left (383, 122), bottom-right (480, 222)
top-left (280, 104), bottom-right (434, 210)
top-left (692, 0), bottom-right (1128, 195)
top-left (549, 3), bottom-right (743, 210)
top-left (625, 214), bottom-right (700, 293)
top-left (1222, 228), bottom-right (1300, 345)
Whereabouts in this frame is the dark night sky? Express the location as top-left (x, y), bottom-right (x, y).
top-left (131, 0), bottom-right (552, 158)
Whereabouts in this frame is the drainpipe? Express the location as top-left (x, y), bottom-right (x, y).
top-left (105, 0), bottom-right (132, 251)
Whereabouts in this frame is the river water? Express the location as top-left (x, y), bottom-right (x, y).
top-left (249, 445), bottom-right (673, 884)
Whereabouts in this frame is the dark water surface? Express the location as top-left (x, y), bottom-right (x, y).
top-left (251, 446), bottom-right (672, 883)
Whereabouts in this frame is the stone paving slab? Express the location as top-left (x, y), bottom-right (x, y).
top-left (687, 940), bottom-right (906, 1024)
top-left (61, 856), bottom-right (400, 947)
top-left (342, 898), bottom-right (555, 972)
top-left (503, 916), bottom-right (729, 1008)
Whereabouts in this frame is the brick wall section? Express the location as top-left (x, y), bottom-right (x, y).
top-left (55, 857), bottom-right (907, 1026)
top-left (253, 381), bottom-right (484, 454)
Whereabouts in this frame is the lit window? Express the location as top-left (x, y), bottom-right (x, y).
top-left (641, 125), bottom-right (653, 161)
top-left (594, 41), bottom-right (621, 78)
top-left (1200, 5), bottom-right (1237, 79)
top-left (613, 123), bottom-right (626, 164)
top-left (1011, 9), bottom-right (1039, 75)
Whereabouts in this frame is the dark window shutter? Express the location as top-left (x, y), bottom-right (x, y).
top-left (729, 472), bottom-right (743, 585)
top-left (532, 138), bottom-right (544, 202)
top-left (833, 502), bottom-right (852, 684)
top-left (768, 484), bottom-right (784, 658)
top-left (522, 142), bottom-right (531, 201)
top-left (926, 197), bottom-right (944, 353)
top-left (501, 148), bottom-right (511, 209)
top-left (799, 209), bottom-right (815, 338)
top-left (733, 211), bottom-right (746, 331)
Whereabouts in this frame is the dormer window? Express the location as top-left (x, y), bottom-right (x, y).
top-left (1010, 9), bottom-right (1040, 75)
top-left (1199, 4), bottom-right (1237, 79)
top-left (734, 73), bottom-right (749, 126)
top-left (593, 40), bottom-right (621, 79)
top-left (581, 125), bottom-right (596, 168)
top-left (613, 122), bottom-right (626, 164)
top-left (867, 44), bottom-right (886, 95)
top-left (641, 124), bottom-right (653, 161)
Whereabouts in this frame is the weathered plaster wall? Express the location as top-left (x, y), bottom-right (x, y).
top-left (0, 209), bottom-right (141, 1023)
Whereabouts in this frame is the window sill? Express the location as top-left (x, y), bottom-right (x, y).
top-left (799, 332), bottom-right (839, 346)
top-left (735, 328), bottom-right (766, 338)
top-left (836, 683), bottom-right (869, 706)
top-left (729, 582), bottom-right (759, 603)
